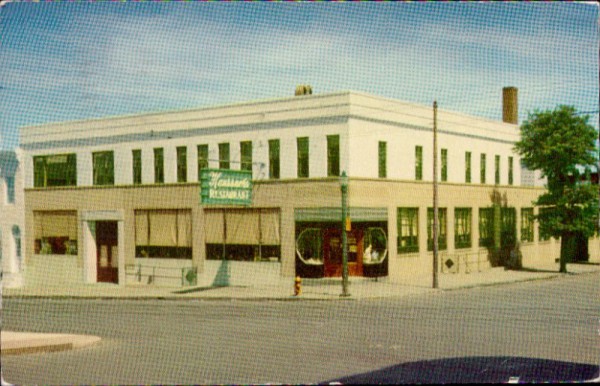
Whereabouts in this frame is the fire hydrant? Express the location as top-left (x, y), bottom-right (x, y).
top-left (294, 276), bottom-right (302, 296)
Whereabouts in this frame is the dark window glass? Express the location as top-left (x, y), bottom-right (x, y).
top-left (508, 156), bottom-right (514, 185)
top-left (427, 208), bottom-right (447, 251)
top-left (132, 149), bottom-right (142, 185)
top-left (479, 208), bottom-right (494, 247)
top-left (441, 149), bottom-right (447, 182)
top-left (465, 151), bottom-right (472, 183)
top-left (177, 146), bottom-right (187, 183)
top-left (241, 141), bottom-right (252, 172)
top-left (93, 151), bottom-right (114, 186)
top-left (327, 135), bottom-right (340, 177)
top-left (415, 146), bottom-right (423, 181)
top-left (297, 137), bottom-right (309, 178)
top-left (521, 208), bottom-right (534, 242)
top-left (5, 176), bottom-right (15, 203)
top-left (33, 154), bottom-right (77, 188)
top-left (268, 139), bottom-right (280, 179)
top-left (480, 154), bottom-right (486, 184)
top-left (455, 208), bottom-right (472, 249)
top-left (379, 141), bottom-right (387, 178)
top-left (154, 148), bottom-right (164, 184)
top-left (197, 144), bottom-right (209, 180)
top-left (397, 208), bottom-right (419, 253)
top-left (219, 143), bottom-right (230, 170)
top-left (495, 155), bottom-right (500, 184)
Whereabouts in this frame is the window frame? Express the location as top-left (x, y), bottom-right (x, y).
top-left (480, 153), bottom-right (486, 184)
top-left (465, 151), bottom-right (472, 183)
top-left (153, 148), bottom-right (164, 184)
top-left (378, 141), bottom-right (387, 178)
top-left (441, 148), bottom-right (448, 182)
top-left (92, 151), bottom-right (115, 186)
top-left (508, 156), bottom-right (514, 185)
top-left (268, 139), bottom-right (280, 179)
top-left (240, 141), bottom-right (253, 172)
top-left (397, 207), bottom-right (419, 254)
top-left (327, 135), bottom-right (340, 177)
top-left (415, 146), bottom-right (423, 181)
top-left (132, 149), bottom-right (142, 185)
top-left (495, 155), bottom-right (500, 185)
top-left (176, 146), bottom-right (188, 183)
top-left (454, 207), bottom-right (472, 249)
top-left (33, 153), bottom-right (77, 188)
top-left (297, 137), bottom-right (309, 178)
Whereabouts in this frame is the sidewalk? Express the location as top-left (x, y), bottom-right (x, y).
top-left (2, 263), bottom-right (599, 357)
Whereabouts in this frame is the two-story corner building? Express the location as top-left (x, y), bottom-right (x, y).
top-left (0, 149), bottom-right (25, 288)
top-left (19, 88), bottom-right (594, 288)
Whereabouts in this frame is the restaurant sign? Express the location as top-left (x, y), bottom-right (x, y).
top-left (200, 169), bottom-right (253, 206)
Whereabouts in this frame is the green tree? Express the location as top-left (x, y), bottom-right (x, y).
top-left (515, 105), bottom-right (598, 273)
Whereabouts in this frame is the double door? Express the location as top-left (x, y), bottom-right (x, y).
top-left (323, 228), bottom-right (363, 277)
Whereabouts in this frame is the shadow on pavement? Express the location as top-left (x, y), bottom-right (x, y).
top-left (171, 285), bottom-right (246, 294)
top-left (323, 356), bottom-right (599, 384)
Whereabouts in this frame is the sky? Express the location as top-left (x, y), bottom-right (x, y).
top-left (0, 2), bottom-right (598, 150)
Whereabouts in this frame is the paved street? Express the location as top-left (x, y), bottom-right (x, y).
top-left (2, 272), bottom-right (599, 384)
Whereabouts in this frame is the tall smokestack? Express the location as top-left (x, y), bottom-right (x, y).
top-left (502, 86), bottom-right (518, 124)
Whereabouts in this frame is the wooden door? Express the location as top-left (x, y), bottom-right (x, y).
top-left (96, 221), bottom-right (118, 283)
top-left (323, 228), bottom-right (363, 277)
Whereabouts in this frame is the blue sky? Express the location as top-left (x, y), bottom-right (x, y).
top-left (1, 2), bottom-right (598, 150)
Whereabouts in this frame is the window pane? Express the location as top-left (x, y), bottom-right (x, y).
top-left (521, 208), bottom-right (534, 242)
top-left (135, 209), bottom-right (192, 259)
top-left (154, 148), bottom-right (164, 183)
top-left (268, 139), bottom-right (280, 179)
top-left (480, 154), bottom-right (486, 184)
top-left (33, 211), bottom-right (78, 255)
top-left (297, 137), bottom-right (309, 178)
top-left (397, 208), bottom-right (419, 253)
top-left (441, 149), bottom-right (447, 182)
top-left (93, 151), bottom-right (114, 186)
top-left (177, 146), bottom-right (187, 183)
top-left (495, 155), bottom-right (500, 184)
top-left (241, 141), bottom-right (252, 172)
top-left (219, 143), bottom-right (230, 170)
top-left (327, 135), bottom-right (340, 177)
top-left (427, 208), bottom-right (447, 251)
top-left (34, 154), bottom-right (77, 187)
top-left (508, 156), bottom-right (514, 185)
top-left (455, 208), bottom-right (472, 249)
top-left (197, 144), bottom-right (209, 180)
top-left (465, 152), bottom-right (471, 183)
top-left (379, 141), bottom-right (387, 178)
top-left (479, 208), bottom-right (494, 247)
top-left (132, 149), bottom-right (142, 185)
top-left (415, 146), bottom-right (423, 181)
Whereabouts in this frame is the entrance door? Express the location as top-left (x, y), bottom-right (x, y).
top-left (96, 221), bottom-right (118, 283)
top-left (324, 228), bottom-right (363, 277)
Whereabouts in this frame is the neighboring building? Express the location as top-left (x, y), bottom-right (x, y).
top-left (0, 149), bottom-right (25, 288)
top-left (18, 88), bottom-right (599, 287)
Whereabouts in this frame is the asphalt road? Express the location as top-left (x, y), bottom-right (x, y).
top-left (2, 273), bottom-right (599, 384)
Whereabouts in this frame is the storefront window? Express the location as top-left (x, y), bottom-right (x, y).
top-left (479, 208), bottom-right (494, 247)
top-left (363, 227), bottom-right (387, 264)
top-left (398, 207), bottom-right (419, 253)
top-left (296, 228), bottom-right (323, 265)
top-left (135, 209), bottom-right (192, 259)
top-left (455, 208), bottom-right (472, 249)
top-left (34, 211), bottom-right (78, 255)
top-left (427, 208), bottom-right (447, 251)
top-left (521, 208), bottom-right (534, 242)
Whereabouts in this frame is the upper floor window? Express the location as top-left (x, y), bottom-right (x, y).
top-left (397, 207), bottom-right (419, 253)
top-left (93, 151), bottom-right (114, 186)
top-left (33, 154), bottom-right (77, 188)
top-left (508, 156), bottom-right (514, 185)
top-left (441, 149), bottom-right (448, 182)
top-left (240, 141), bottom-right (253, 172)
top-left (269, 139), bottom-right (280, 179)
top-left (197, 144), bottom-right (209, 180)
top-left (480, 154), bottom-right (486, 184)
top-left (379, 141), bottom-right (387, 178)
top-left (297, 137), bottom-right (309, 178)
top-left (465, 151), bottom-right (472, 183)
top-left (219, 143), bottom-right (230, 170)
top-left (415, 146), bottom-right (423, 181)
top-left (132, 149), bottom-right (142, 185)
top-left (327, 135), bottom-right (340, 177)
top-left (5, 176), bottom-right (15, 204)
top-left (177, 146), bottom-right (188, 183)
top-left (154, 148), bottom-right (164, 184)
top-left (454, 208), bottom-right (472, 249)
top-left (495, 155), bottom-right (500, 185)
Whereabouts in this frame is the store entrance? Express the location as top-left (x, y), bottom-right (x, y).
top-left (96, 221), bottom-right (118, 283)
top-left (323, 228), bottom-right (363, 277)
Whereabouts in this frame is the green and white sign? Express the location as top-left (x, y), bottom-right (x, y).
top-left (200, 169), bottom-right (253, 205)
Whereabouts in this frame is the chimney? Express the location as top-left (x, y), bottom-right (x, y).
top-left (502, 86), bottom-right (518, 124)
top-left (295, 85), bottom-right (313, 96)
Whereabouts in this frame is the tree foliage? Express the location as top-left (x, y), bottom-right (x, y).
top-left (514, 105), bottom-right (598, 271)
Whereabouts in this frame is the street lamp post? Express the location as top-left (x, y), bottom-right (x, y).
top-left (340, 171), bottom-right (350, 297)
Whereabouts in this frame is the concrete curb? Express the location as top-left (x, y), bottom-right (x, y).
top-left (1, 332), bottom-right (101, 356)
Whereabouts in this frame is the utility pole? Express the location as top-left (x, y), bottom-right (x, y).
top-left (433, 101), bottom-right (439, 289)
top-left (340, 171), bottom-right (350, 297)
